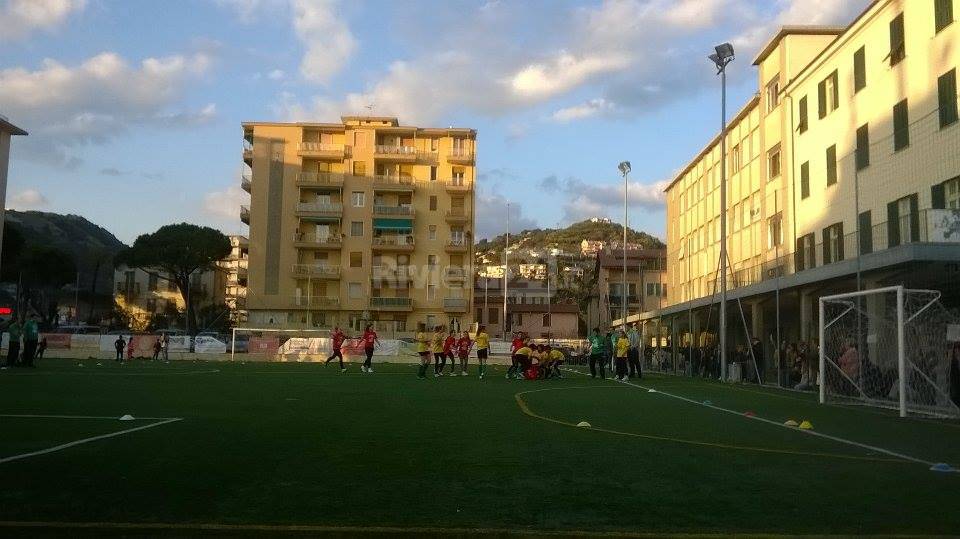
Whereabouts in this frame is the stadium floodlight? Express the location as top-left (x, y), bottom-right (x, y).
top-left (709, 42), bottom-right (734, 381)
top-left (619, 161), bottom-right (631, 329)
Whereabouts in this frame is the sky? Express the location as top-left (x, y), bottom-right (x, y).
top-left (0, 0), bottom-right (872, 244)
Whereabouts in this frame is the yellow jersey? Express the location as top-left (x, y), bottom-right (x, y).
top-left (416, 332), bottom-right (428, 353)
top-left (432, 333), bottom-right (444, 353)
top-left (475, 332), bottom-right (489, 349)
top-left (516, 346), bottom-right (532, 356)
top-left (550, 350), bottom-right (564, 362)
top-left (615, 337), bottom-right (630, 358)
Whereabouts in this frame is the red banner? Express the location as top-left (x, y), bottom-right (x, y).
top-left (248, 336), bottom-right (279, 355)
top-left (40, 333), bottom-right (72, 349)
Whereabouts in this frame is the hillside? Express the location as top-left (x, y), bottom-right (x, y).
top-left (475, 219), bottom-right (664, 263)
top-left (4, 210), bottom-right (126, 293)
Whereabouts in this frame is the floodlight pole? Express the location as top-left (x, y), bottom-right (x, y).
top-left (622, 167), bottom-right (628, 329)
top-left (503, 203), bottom-right (510, 340)
top-left (711, 47), bottom-right (733, 382)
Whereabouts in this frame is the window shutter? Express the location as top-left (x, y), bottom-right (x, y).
top-left (939, 69), bottom-right (958, 128)
top-left (932, 183), bottom-right (946, 209)
top-left (836, 222), bottom-right (844, 261)
top-left (831, 71), bottom-right (839, 108)
top-left (859, 211), bottom-right (873, 255)
top-left (909, 194), bottom-right (920, 242)
top-left (887, 201), bottom-right (900, 247)
top-left (826, 145), bottom-right (837, 185)
top-left (822, 227), bottom-right (831, 264)
top-left (936, 0), bottom-right (954, 32)
top-left (800, 161), bottom-right (810, 198)
top-left (854, 47), bottom-right (866, 92)
top-left (795, 237), bottom-right (805, 271)
top-left (893, 100), bottom-right (909, 150)
top-left (798, 96), bottom-right (808, 133)
top-left (818, 81), bottom-right (827, 118)
top-left (855, 125), bottom-right (870, 170)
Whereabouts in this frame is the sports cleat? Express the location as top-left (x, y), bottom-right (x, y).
top-left (341, 368), bottom-right (347, 373)
top-left (367, 368), bottom-right (374, 374)
top-left (435, 373), bottom-right (441, 378)
top-left (461, 372), bottom-right (468, 376)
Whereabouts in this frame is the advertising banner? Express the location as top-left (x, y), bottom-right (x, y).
top-left (248, 336), bottom-right (280, 355)
top-left (71, 334), bottom-right (101, 350)
top-left (194, 336), bottom-right (227, 354)
top-left (40, 333), bottom-right (72, 349)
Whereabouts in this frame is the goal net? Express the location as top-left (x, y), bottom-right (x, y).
top-left (819, 286), bottom-right (960, 418)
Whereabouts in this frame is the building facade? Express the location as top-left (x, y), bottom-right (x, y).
top-left (219, 235), bottom-right (249, 324)
top-left (472, 277), bottom-right (580, 339)
top-left (114, 265), bottom-right (227, 330)
top-left (590, 248), bottom-right (668, 330)
top-left (241, 116), bottom-right (477, 336)
top-left (641, 0), bottom-right (960, 376)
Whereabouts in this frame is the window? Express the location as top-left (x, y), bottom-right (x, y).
top-left (488, 307), bottom-right (499, 323)
top-left (348, 282), bottom-right (362, 298)
top-left (854, 46), bottom-right (866, 92)
top-left (428, 225), bottom-right (437, 240)
top-left (889, 13), bottom-right (905, 66)
top-left (352, 161), bottom-right (366, 175)
top-left (730, 144), bottom-right (741, 173)
top-left (800, 161), bottom-right (810, 199)
top-left (765, 75), bottom-right (780, 112)
top-left (898, 196), bottom-right (913, 243)
top-left (351, 221), bottom-right (363, 237)
top-left (859, 211), bottom-right (873, 255)
top-left (798, 96), bottom-right (808, 133)
top-left (939, 69), bottom-right (958, 128)
top-left (893, 99), bottom-right (910, 150)
top-left (429, 196), bottom-right (437, 211)
top-left (818, 70), bottom-right (839, 118)
top-left (887, 194), bottom-right (919, 247)
top-left (855, 124), bottom-right (870, 170)
top-left (767, 145), bottom-right (781, 179)
top-left (428, 255), bottom-right (438, 267)
top-left (795, 233), bottom-right (816, 271)
top-left (768, 213), bottom-right (783, 248)
top-left (936, 0), bottom-right (954, 32)
top-left (427, 285), bottom-right (436, 300)
top-left (351, 191), bottom-right (365, 207)
top-left (430, 166), bottom-right (437, 182)
top-left (934, 177), bottom-right (960, 209)
top-left (542, 313), bottom-right (551, 327)
top-left (350, 252), bottom-right (362, 268)
top-left (431, 138), bottom-right (438, 152)
top-left (826, 145), bottom-right (838, 185)
top-left (148, 273), bottom-right (158, 291)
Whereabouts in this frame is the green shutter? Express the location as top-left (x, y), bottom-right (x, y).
top-left (854, 47), bottom-right (866, 92)
top-left (909, 194), bottom-right (920, 242)
top-left (893, 99), bottom-right (909, 150)
top-left (831, 71), bottom-right (840, 109)
top-left (826, 146), bottom-right (837, 185)
top-left (836, 222), bottom-right (844, 261)
top-left (936, 0), bottom-right (954, 33)
top-left (887, 201), bottom-right (901, 247)
top-left (932, 183), bottom-right (947, 209)
top-left (798, 96), bottom-right (808, 133)
top-left (800, 161), bottom-right (810, 198)
top-left (856, 125), bottom-right (869, 170)
top-left (939, 69), bottom-right (958, 128)
top-left (795, 237), bottom-right (805, 271)
top-left (859, 211), bottom-right (873, 255)
top-left (818, 80), bottom-right (827, 118)
top-left (889, 14), bottom-right (905, 66)
top-left (822, 227), bottom-right (831, 264)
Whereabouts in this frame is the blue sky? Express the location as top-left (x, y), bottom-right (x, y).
top-left (0, 0), bottom-right (871, 244)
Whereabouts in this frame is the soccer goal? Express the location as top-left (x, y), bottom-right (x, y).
top-left (230, 328), bottom-right (334, 362)
top-left (819, 286), bottom-right (960, 418)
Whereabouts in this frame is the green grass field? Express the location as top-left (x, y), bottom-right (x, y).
top-left (1, 358), bottom-right (959, 537)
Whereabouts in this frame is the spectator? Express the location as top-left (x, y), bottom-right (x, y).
top-left (114, 335), bottom-right (126, 362)
top-left (37, 336), bottom-right (48, 360)
top-left (152, 338), bottom-right (162, 360)
top-left (751, 337), bottom-right (764, 384)
top-left (22, 315), bottom-right (39, 368)
top-left (4, 318), bottom-right (22, 369)
top-left (161, 334), bottom-right (170, 361)
top-left (627, 322), bottom-right (642, 379)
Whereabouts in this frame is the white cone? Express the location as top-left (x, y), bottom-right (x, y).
top-left (648, 389), bottom-right (657, 393)
top-left (576, 421), bottom-right (591, 428)
top-left (119, 414), bottom-right (135, 421)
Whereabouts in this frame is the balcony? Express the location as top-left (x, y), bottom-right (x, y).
top-left (445, 238), bottom-right (469, 253)
top-left (298, 142), bottom-right (349, 159)
top-left (372, 265), bottom-right (413, 282)
top-left (445, 208), bottom-right (469, 224)
top-left (444, 179), bottom-right (470, 193)
top-left (373, 205), bottom-right (415, 217)
top-left (372, 235), bottom-right (415, 252)
top-left (445, 266), bottom-right (467, 282)
top-left (241, 173), bottom-right (252, 193)
top-left (447, 148), bottom-right (475, 164)
top-left (371, 174), bottom-right (415, 191)
top-left (443, 298), bottom-right (469, 313)
top-left (296, 202), bottom-right (343, 219)
top-left (291, 264), bottom-right (340, 279)
top-left (242, 139), bottom-right (253, 165)
top-left (297, 172), bottom-right (346, 188)
top-left (240, 205), bottom-right (250, 224)
top-left (373, 145), bottom-right (418, 162)
top-left (370, 296), bottom-right (413, 311)
top-left (290, 296), bottom-right (340, 309)
top-left (293, 233), bottom-right (342, 250)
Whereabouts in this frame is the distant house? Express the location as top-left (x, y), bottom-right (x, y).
top-left (580, 240), bottom-right (605, 256)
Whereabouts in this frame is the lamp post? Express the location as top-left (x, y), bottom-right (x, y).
top-left (708, 42), bottom-right (734, 381)
top-left (618, 161), bottom-right (631, 330)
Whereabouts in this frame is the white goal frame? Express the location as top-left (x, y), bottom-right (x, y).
top-left (818, 285), bottom-right (955, 418)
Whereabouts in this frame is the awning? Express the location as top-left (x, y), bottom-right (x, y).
top-left (373, 218), bottom-right (414, 230)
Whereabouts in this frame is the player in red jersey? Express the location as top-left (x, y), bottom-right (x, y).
top-left (360, 325), bottom-right (379, 373)
top-left (324, 326), bottom-right (348, 372)
top-left (440, 329), bottom-right (457, 376)
top-left (456, 330), bottom-right (472, 376)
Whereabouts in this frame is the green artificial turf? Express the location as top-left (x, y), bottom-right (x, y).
top-left (1, 358), bottom-right (959, 536)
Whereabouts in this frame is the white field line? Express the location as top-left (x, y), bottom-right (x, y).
top-left (562, 368), bottom-right (952, 469)
top-left (0, 369), bottom-right (220, 376)
top-left (0, 417), bottom-right (183, 465)
top-left (0, 414), bottom-right (176, 420)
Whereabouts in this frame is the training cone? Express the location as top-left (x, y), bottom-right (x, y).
top-left (118, 414), bottom-right (135, 421)
top-left (96, 362), bottom-right (102, 366)
top-left (576, 421), bottom-right (592, 428)
top-left (784, 419), bottom-right (799, 427)
top-left (798, 420), bottom-right (814, 430)
top-left (930, 463), bottom-right (956, 473)
top-left (647, 389), bottom-right (657, 393)
top-left (744, 411), bottom-right (756, 417)
top-left (702, 400), bottom-right (712, 405)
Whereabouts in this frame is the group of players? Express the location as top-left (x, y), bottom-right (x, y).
top-left (506, 333), bottom-right (566, 380)
top-left (415, 324), bottom-right (491, 379)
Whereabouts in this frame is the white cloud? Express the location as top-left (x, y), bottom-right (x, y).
top-left (551, 98), bottom-right (615, 123)
top-left (509, 52), bottom-right (630, 100)
top-left (8, 189), bottom-right (49, 210)
top-left (214, 0), bottom-right (271, 22)
top-left (542, 175), bottom-right (668, 223)
top-left (475, 192), bottom-right (539, 241)
top-left (202, 184), bottom-right (249, 221)
top-left (267, 69), bottom-right (285, 81)
top-left (0, 51), bottom-right (214, 167)
top-left (0, 0), bottom-right (86, 41)
top-left (293, 0), bottom-right (356, 84)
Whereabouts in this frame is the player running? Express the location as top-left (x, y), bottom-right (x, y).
top-left (324, 325), bottom-right (348, 373)
top-left (416, 323), bottom-right (431, 379)
top-left (456, 330), bottom-right (472, 376)
top-left (360, 324), bottom-right (379, 373)
top-left (475, 325), bottom-right (490, 379)
top-left (442, 329), bottom-right (457, 376)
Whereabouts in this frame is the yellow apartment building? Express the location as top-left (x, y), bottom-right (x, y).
top-left (240, 116), bottom-right (477, 336)
top-left (219, 235), bottom-right (249, 323)
top-left (114, 265), bottom-right (227, 330)
top-left (628, 0), bottom-right (960, 378)
top-left (590, 248), bottom-right (668, 331)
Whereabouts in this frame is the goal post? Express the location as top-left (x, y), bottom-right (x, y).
top-left (819, 286), bottom-right (960, 418)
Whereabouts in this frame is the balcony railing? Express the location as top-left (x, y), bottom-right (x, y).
top-left (371, 174), bottom-right (416, 188)
top-left (445, 266), bottom-right (466, 280)
top-left (374, 145), bottom-right (417, 157)
top-left (291, 296), bottom-right (340, 308)
top-left (373, 205), bottom-right (415, 217)
top-left (447, 148), bottom-right (475, 162)
top-left (372, 235), bottom-right (415, 248)
top-left (446, 209), bottom-right (469, 221)
top-left (294, 233), bottom-right (342, 247)
top-left (372, 265), bottom-right (413, 281)
top-left (444, 179), bottom-right (469, 191)
top-left (240, 205), bottom-right (250, 223)
top-left (370, 297), bottom-right (413, 309)
top-left (241, 173), bottom-right (251, 192)
top-left (298, 142), bottom-right (349, 157)
top-left (291, 264), bottom-right (341, 278)
top-left (297, 172), bottom-right (346, 186)
top-left (443, 298), bottom-right (468, 311)
top-left (296, 202), bottom-right (343, 215)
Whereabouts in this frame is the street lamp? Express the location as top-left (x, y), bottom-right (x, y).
top-left (708, 43), bottom-right (734, 380)
top-left (618, 161), bottom-right (631, 330)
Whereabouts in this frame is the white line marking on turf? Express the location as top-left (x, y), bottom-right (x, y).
top-left (562, 368), bottom-right (953, 469)
top-left (0, 418), bottom-right (182, 465)
top-left (0, 414), bottom-right (175, 421)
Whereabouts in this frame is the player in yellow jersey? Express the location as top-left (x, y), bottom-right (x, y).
top-left (510, 342), bottom-right (533, 379)
top-left (431, 326), bottom-right (446, 377)
top-left (474, 326), bottom-right (490, 379)
top-left (615, 330), bottom-right (630, 381)
top-left (415, 323), bottom-right (431, 379)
